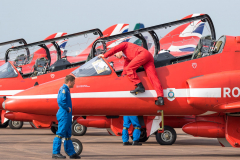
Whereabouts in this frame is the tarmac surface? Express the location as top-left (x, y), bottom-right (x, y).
top-left (0, 124), bottom-right (240, 160)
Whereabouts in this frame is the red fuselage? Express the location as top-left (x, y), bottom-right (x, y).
top-left (4, 36), bottom-right (240, 117)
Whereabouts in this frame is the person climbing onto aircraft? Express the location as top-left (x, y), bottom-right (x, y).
top-left (122, 116), bottom-right (142, 145)
top-left (98, 42), bottom-right (164, 105)
top-left (52, 75), bottom-right (81, 159)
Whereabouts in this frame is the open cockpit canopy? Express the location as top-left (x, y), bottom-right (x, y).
top-left (5, 29), bottom-right (104, 77)
top-left (90, 14), bottom-right (217, 71)
top-left (0, 38), bottom-right (29, 66)
top-left (6, 28), bottom-right (103, 64)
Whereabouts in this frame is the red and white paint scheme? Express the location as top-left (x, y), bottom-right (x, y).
top-left (0, 24), bottom-right (129, 128)
top-left (0, 16), bottom-right (201, 133)
top-left (5, 14), bottom-right (240, 147)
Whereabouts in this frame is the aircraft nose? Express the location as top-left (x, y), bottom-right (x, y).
top-left (3, 99), bottom-right (17, 112)
top-left (2, 101), bottom-right (5, 110)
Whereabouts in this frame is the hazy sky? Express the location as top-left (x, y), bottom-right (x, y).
top-left (0, 0), bottom-right (239, 43)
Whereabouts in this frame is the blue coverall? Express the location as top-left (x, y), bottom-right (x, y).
top-left (52, 84), bottom-right (76, 156)
top-left (122, 116), bottom-right (141, 142)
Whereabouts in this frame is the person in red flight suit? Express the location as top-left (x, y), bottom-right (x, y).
top-left (98, 42), bottom-right (164, 105)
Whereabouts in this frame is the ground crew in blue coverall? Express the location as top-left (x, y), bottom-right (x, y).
top-left (122, 116), bottom-right (142, 145)
top-left (52, 75), bottom-right (81, 159)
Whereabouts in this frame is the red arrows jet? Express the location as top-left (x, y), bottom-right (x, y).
top-left (5, 14), bottom-right (233, 148)
top-left (2, 15), bottom-right (204, 139)
top-left (0, 24), bottom-right (129, 128)
top-left (0, 34), bottom-right (67, 128)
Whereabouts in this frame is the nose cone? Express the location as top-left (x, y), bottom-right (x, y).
top-left (4, 99), bottom-right (19, 112)
top-left (1, 101), bottom-right (5, 110)
top-left (3, 76), bottom-right (64, 115)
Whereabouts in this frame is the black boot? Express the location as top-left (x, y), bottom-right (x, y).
top-left (132, 141), bottom-right (142, 145)
top-left (123, 142), bottom-right (132, 145)
top-left (70, 153), bottom-right (81, 159)
top-left (155, 97), bottom-right (164, 106)
top-left (52, 153), bottom-right (66, 159)
top-left (130, 82), bottom-right (145, 94)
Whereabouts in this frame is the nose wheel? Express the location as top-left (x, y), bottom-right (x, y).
top-left (64, 138), bottom-right (83, 156)
top-left (156, 126), bottom-right (176, 145)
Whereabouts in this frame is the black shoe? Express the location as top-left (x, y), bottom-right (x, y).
top-left (130, 82), bottom-right (145, 95)
top-left (132, 141), bottom-right (142, 145)
top-left (70, 153), bottom-right (81, 159)
top-left (52, 153), bottom-right (66, 159)
top-left (123, 142), bottom-right (132, 145)
top-left (155, 97), bottom-right (164, 106)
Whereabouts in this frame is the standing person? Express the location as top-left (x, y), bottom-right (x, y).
top-left (98, 42), bottom-right (164, 105)
top-left (122, 116), bottom-right (142, 145)
top-left (52, 75), bottom-right (81, 159)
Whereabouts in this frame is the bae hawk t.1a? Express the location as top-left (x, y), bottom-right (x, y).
top-left (5, 14), bottom-right (238, 148)
top-left (0, 24), bottom-right (129, 128)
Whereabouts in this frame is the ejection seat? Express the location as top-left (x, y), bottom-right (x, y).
top-left (31, 57), bottom-right (49, 77)
top-left (14, 54), bottom-right (28, 66)
top-left (191, 35), bottom-right (223, 59)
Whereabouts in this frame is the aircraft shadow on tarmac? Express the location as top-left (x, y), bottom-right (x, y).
top-left (82, 133), bottom-right (110, 136)
top-left (174, 139), bottom-right (220, 146)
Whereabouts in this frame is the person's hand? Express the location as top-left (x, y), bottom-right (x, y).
top-left (68, 107), bottom-right (71, 113)
top-left (122, 70), bottom-right (126, 77)
top-left (98, 54), bottom-right (104, 58)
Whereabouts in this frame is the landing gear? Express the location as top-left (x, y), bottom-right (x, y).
top-left (64, 138), bottom-right (83, 156)
top-left (0, 119), bottom-right (8, 128)
top-left (8, 120), bottom-right (23, 129)
top-left (72, 120), bottom-right (87, 136)
top-left (156, 126), bottom-right (176, 145)
top-left (131, 128), bottom-right (149, 142)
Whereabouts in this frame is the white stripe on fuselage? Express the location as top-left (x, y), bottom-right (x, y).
top-left (7, 88), bottom-right (222, 99)
top-left (0, 90), bottom-right (24, 96)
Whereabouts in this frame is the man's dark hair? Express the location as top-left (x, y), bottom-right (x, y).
top-left (65, 75), bottom-right (75, 84)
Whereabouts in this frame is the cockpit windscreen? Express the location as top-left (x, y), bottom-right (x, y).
top-left (72, 57), bottom-right (111, 77)
top-left (0, 62), bottom-right (18, 78)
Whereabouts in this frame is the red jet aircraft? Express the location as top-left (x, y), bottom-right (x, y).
top-left (0, 34), bottom-right (68, 128)
top-left (73, 14), bottom-right (208, 139)
top-left (4, 14), bottom-right (233, 149)
top-left (1, 15), bottom-right (204, 139)
top-left (0, 24), bottom-right (129, 129)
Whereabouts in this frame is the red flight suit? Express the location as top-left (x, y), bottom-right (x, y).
top-left (104, 42), bottom-right (163, 97)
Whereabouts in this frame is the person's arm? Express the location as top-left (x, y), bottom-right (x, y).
top-left (57, 89), bottom-right (70, 112)
top-left (104, 42), bottom-right (127, 58)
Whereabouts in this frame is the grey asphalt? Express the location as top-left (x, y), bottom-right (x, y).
top-left (0, 124), bottom-right (240, 159)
